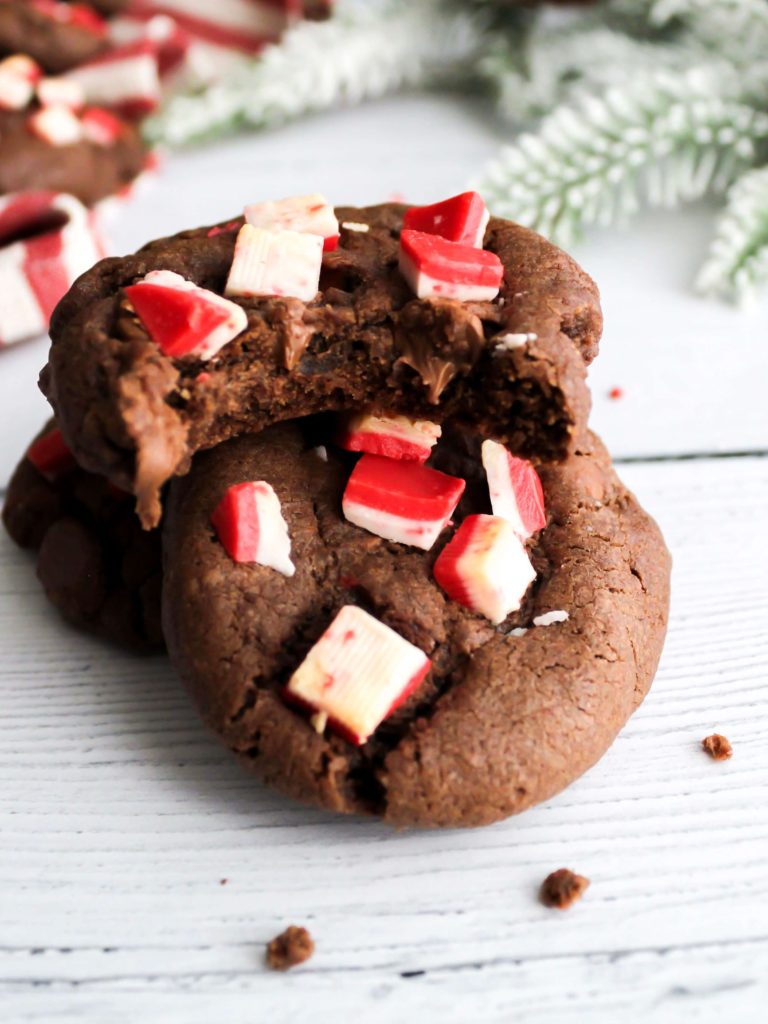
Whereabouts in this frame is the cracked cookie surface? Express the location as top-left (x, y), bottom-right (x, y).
top-left (162, 421), bottom-right (670, 828)
top-left (42, 203), bottom-right (602, 527)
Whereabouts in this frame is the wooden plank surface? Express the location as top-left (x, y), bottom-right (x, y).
top-left (1, 454), bottom-right (766, 1023)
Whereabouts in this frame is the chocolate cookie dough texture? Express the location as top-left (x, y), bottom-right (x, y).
top-left (0, 50), bottom-right (145, 205)
top-left (42, 197), bottom-right (601, 527)
top-left (0, 1), bottom-right (108, 74)
top-left (2, 420), bottom-right (162, 650)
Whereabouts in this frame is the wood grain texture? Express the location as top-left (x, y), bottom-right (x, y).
top-left (1, 455), bottom-right (767, 1022)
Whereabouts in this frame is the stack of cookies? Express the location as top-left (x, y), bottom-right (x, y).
top-left (3, 191), bottom-right (671, 828)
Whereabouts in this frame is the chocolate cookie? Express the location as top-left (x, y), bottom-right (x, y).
top-left (161, 421), bottom-right (670, 828)
top-left (0, 105), bottom-right (146, 207)
top-left (2, 421), bottom-right (162, 651)
top-left (0, 2), bottom-right (108, 74)
top-left (42, 202), bottom-right (602, 527)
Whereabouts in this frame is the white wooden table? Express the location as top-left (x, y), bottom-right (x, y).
top-left (1, 95), bottom-right (767, 1024)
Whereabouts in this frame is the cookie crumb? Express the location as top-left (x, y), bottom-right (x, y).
top-left (219, 878), bottom-right (228, 885)
top-left (540, 868), bottom-right (590, 909)
top-left (266, 926), bottom-right (315, 971)
top-left (702, 733), bottom-right (733, 761)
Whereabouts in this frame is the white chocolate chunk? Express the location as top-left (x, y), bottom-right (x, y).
top-left (533, 609), bottom-right (570, 627)
top-left (225, 225), bottom-right (322, 302)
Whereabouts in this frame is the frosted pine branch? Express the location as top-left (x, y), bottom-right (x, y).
top-left (697, 167), bottom-right (768, 304)
top-left (481, 21), bottom-right (689, 124)
top-left (144, 0), bottom-right (489, 147)
top-left (477, 67), bottom-right (768, 247)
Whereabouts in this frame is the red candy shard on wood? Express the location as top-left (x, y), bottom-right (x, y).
top-left (211, 480), bottom-right (294, 576)
top-left (399, 229), bottom-right (503, 301)
top-left (26, 427), bottom-right (76, 479)
top-left (433, 514), bottom-right (536, 624)
top-left (342, 454), bottom-right (465, 551)
top-left (336, 412), bottom-right (441, 463)
top-left (284, 605), bottom-right (431, 745)
top-left (403, 191), bottom-right (490, 248)
top-left (125, 270), bottom-right (247, 360)
top-left (481, 439), bottom-right (546, 540)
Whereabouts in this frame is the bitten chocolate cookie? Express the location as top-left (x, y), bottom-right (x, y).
top-left (2, 421), bottom-right (162, 651)
top-left (162, 420), bottom-right (670, 829)
top-left (0, 1), bottom-right (108, 74)
top-left (42, 199), bottom-right (602, 527)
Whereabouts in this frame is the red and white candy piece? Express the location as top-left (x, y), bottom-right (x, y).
top-left (399, 229), bottom-right (503, 302)
top-left (0, 55), bottom-right (41, 112)
top-left (225, 225), bottom-right (322, 303)
top-left (433, 514), bottom-right (536, 625)
top-left (284, 604), bottom-right (431, 745)
top-left (211, 480), bottom-right (295, 576)
top-left (403, 191), bottom-right (489, 248)
top-left (80, 106), bottom-right (125, 146)
top-left (26, 426), bottom-right (76, 480)
top-left (31, 0), bottom-right (107, 37)
top-left (36, 76), bottom-right (86, 111)
top-left (27, 104), bottom-right (83, 146)
top-left (125, 0), bottom-right (289, 54)
top-left (244, 194), bottom-right (340, 252)
top-left (336, 412), bottom-right (441, 463)
top-left (0, 192), bottom-right (103, 347)
top-left (124, 270), bottom-right (247, 361)
top-left (342, 454), bottom-right (465, 551)
top-left (64, 41), bottom-right (162, 118)
top-left (481, 439), bottom-right (546, 540)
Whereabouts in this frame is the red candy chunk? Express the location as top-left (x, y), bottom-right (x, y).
top-left (403, 191), bottom-right (490, 248)
top-left (284, 605), bottom-right (431, 745)
top-left (336, 413), bottom-right (441, 463)
top-left (125, 270), bottom-right (247, 361)
top-left (32, 1), bottom-right (107, 37)
top-left (80, 106), bottom-right (125, 146)
top-left (481, 440), bottom-right (546, 540)
top-left (211, 481), bottom-right (295, 576)
top-left (399, 229), bottom-right (503, 302)
top-left (27, 104), bottom-right (83, 146)
top-left (26, 427), bottom-right (76, 479)
top-left (342, 454), bottom-right (465, 550)
top-left (433, 514), bottom-right (536, 624)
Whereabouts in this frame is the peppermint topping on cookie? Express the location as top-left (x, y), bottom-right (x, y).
top-left (31, 0), bottom-right (107, 37)
top-left (37, 77), bottom-right (86, 111)
top-left (403, 191), bottom-right (489, 248)
top-left (433, 514), bottom-right (536, 625)
top-left (80, 106), bottom-right (125, 145)
top-left (225, 225), bottom-right (323, 302)
top-left (336, 413), bottom-right (441, 463)
top-left (399, 229), bottom-right (503, 302)
top-left (244, 193), bottom-right (339, 244)
top-left (26, 426), bottom-right (76, 480)
top-left (125, 270), bottom-right (247, 360)
top-left (27, 104), bottom-right (83, 146)
top-left (211, 481), bottom-right (295, 576)
top-left (64, 41), bottom-right (162, 118)
top-left (284, 605), bottom-right (431, 745)
top-left (342, 454), bottom-right (465, 551)
top-left (481, 440), bottom-right (546, 540)
top-left (0, 55), bottom-right (41, 111)
top-left (0, 191), bottom-right (103, 346)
